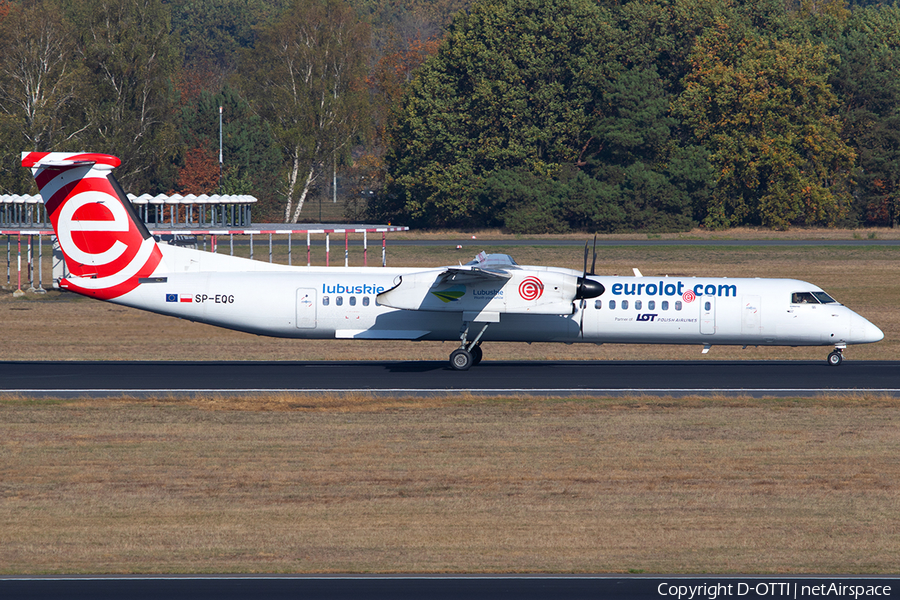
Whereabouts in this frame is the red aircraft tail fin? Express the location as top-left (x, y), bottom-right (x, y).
top-left (22, 152), bottom-right (162, 300)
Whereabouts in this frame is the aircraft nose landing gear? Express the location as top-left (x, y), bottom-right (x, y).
top-left (827, 346), bottom-right (844, 367)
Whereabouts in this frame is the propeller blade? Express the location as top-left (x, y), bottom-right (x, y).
top-left (579, 298), bottom-right (586, 337)
top-left (582, 242), bottom-right (589, 277)
top-left (577, 239), bottom-right (604, 333)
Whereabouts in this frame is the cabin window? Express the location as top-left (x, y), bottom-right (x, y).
top-left (635, 300), bottom-right (642, 310)
top-left (648, 301), bottom-right (655, 310)
top-left (322, 296), bottom-right (330, 306)
top-left (594, 300), bottom-right (602, 309)
top-left (336, 296), bottom-right (343, 306)
top-left (792, 292), bottom-right (819, 304)
top-left (704, 301), bottom-right (711, 311)
top-left (675, 301), bottom-right (682, 311)
top-left (661, 301), bottom-right (669, 311)
top-left (349, 296), bottom-right (356, 306)
top-left (609, 300), bottom-right (616, 309)
top-left (363, 297), bottom-right (370, 306)
top-left (622, 300), bottom-right (629, 310)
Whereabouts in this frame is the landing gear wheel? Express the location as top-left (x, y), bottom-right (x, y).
top-left (450, 348), bottom-right (473, 371)
top-left (827, 351), bottom-right (843, 367)
top-left (470, 344), bottom-right (483, 366)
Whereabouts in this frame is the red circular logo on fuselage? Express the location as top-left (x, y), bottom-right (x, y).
top-left (518, 276), bottom-right (544, 301)
top-left (682, 289), bottom-right (696, 303)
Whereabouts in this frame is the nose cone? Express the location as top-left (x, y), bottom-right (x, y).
top-left (850, 313), bottom-right (884, 344)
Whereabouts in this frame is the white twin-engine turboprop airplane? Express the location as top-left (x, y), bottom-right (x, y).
top-left (23, 151), bottom-right (883, 369)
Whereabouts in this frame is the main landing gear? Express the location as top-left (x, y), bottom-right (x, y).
top-left (450, 322), bottom-right (489, 370)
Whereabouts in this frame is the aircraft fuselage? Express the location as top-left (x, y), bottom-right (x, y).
top-left (109, 246), bottom-right (881, 350)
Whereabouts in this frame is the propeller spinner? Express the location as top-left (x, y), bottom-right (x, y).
top-left (576, 276), bottom-right (604, 299)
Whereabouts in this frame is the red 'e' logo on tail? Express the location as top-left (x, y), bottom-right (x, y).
top-left (23, 152), bottom-right (162, 300)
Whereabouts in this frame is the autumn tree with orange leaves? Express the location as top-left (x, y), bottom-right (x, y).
top-left (176, 147), bottom-right (220, 195)
top-left (368, 35), bottom-right (441, 149)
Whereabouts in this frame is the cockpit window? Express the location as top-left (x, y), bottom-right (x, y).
top-left (792, 291), bottom-right (839, 305)
top-left (791, 292), bottom-right (819, 304)
top-left (811, 291), bottom-right (838, 304)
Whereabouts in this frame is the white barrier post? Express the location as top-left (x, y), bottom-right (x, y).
top-left (14, 234), bottom-right (23, 296)
top-left (27, 235), bottom-right (34, 291)
top-left (36, 233), bottom-right (45, 292)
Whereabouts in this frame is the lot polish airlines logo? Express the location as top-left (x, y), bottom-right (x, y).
top-left (24, 152), bottom-right (162, 300)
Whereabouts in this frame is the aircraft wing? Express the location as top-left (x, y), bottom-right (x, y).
top-left (377, 251), bottom-right (602, 315)
top-left (437, 266), bottom-right (512, 285)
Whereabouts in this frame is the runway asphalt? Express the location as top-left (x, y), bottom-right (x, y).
top-left (1, 360), bottom-right (898, 397)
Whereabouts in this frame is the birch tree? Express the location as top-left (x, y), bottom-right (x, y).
top-left (0, 0), bottom-right (83, 151)
top-left (240, 0), bottom-right (370, 223)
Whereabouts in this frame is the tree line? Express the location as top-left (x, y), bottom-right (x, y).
top-left (377, 0), bottom-right (900, 231)
top-left (1, 0), bottom-right (899, 230)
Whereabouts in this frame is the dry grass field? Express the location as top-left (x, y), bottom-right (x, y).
top-left (2, 394), bottom-right (899, 574)
top-left (1, 236), bottom-right (899, 574)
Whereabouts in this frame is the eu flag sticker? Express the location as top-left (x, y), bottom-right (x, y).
top-left (165, 294), bottom-right (177, 302)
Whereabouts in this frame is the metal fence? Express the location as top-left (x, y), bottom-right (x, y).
top-left (1, 194), bottom-right (256, 228)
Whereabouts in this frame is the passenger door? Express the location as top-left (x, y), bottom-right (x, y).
top-left (700, 296), bottom-right (716, 335)
top-left (741, 295), bottom-right (761, 335)
top-left (296, 288), bottom-right (317, 329)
